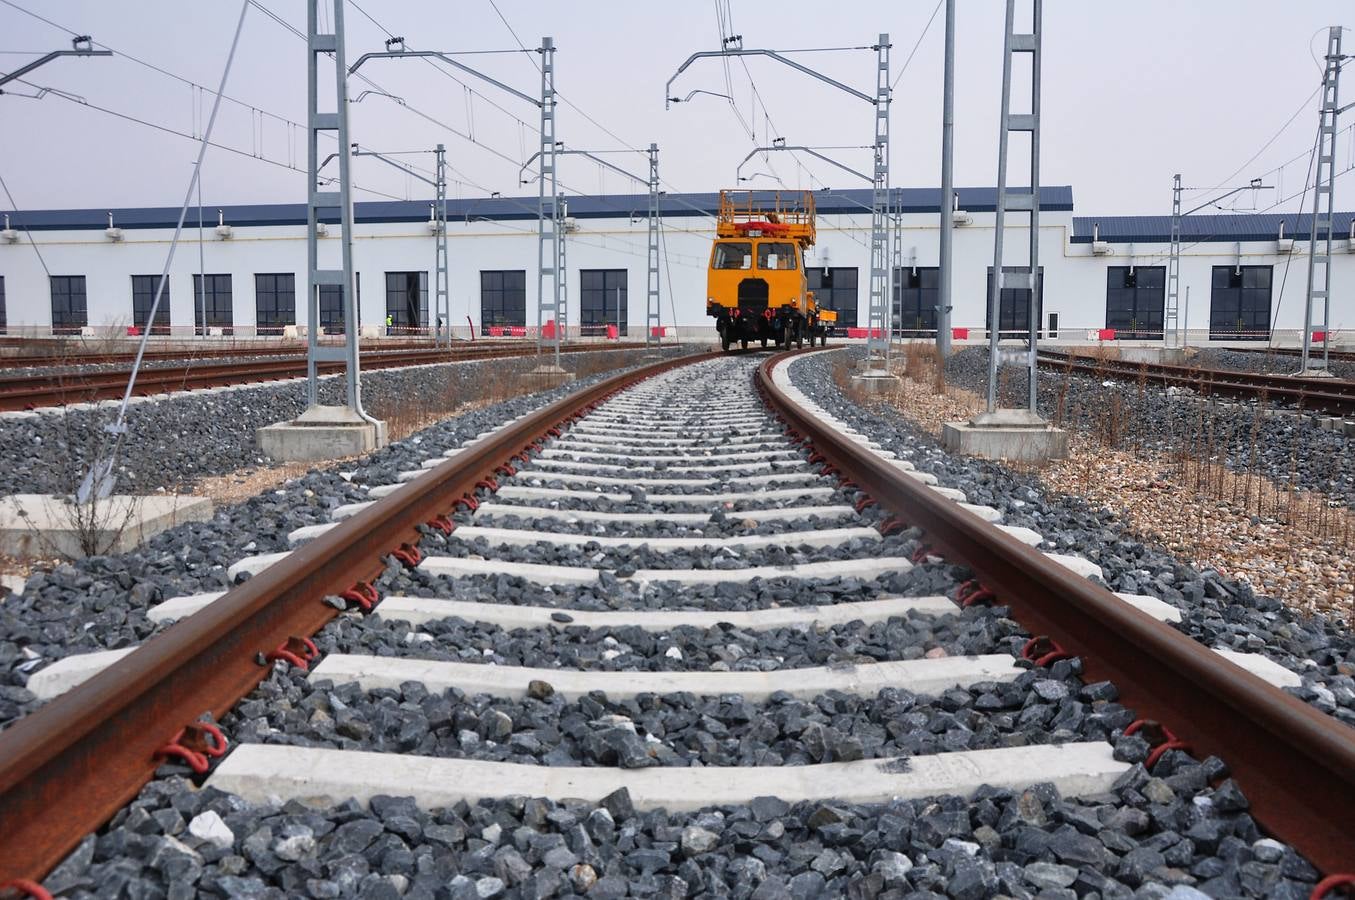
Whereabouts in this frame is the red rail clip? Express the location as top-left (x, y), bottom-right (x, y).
top-left (547, 426), bottom-right (562, 438)
top-left (878, 517), bottom-right (906, 536)
top-left (475, 477), bottom-right (499, 493)
top-left (808, 452), bottom-right (826, 466)
top-left (265, 636), bottom-right (320, 671)
top-left (1021, 636), bottom-right (1074, 668)
top-left (339, 581), bottom-right (379, 611)
top-left (453, 494), bottom-right (480, 513)
top-left (427, 514), bottom-right (455, 535)
top-left (854, 495), bottom-right (877, 513)
top-left (957, 579), bottom-right (997, 608)
top-left (512, 451), bottom-right (531, 465)
top-left (390, 543), bottom-right (423, 568)
top-left (819, 464), bottom-right (840, 479)
top-left (910, 543), bottom-right (935, 565)
top-left (1124, 719), bottom-right (1193, 769)
top-left (495, 463), bottom-right (517, 478)
top-left (154, 721), bottom-right (228, 774)
top-left (0, 880), bottom-right (52, 900)
top-left (1311, 876), bottom-right (1355, 900)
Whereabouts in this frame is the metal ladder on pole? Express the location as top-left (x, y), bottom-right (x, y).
top-left (646, 143), bottom-right (662, 347)
top-left (433, 143), bottom-right (449, 346)
top-left (535, 36), bottom-right (563, 365)
top-left (865, 33), bottom-right (891, 370)
top-left (1302, 26), bottom-right (1343, 373)
top-left (1166, 174), bottom-right (1182, 348)
top-left (306, 0), bottom-right (361, 409)
top-left (984, 0), bottom-right (1042, 413)
top-left (890, 188), bottom-right (903, 340)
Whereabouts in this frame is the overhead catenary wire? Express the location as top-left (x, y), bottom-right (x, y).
top-left (891, 0), bottom-right (944, 90)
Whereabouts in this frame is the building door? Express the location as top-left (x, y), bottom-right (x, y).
top-left (131, 275), bottom-right (172, 334)
top-left (985, 266), bottom-right (1044, 340)
top-left (1209, 266), bottom-right (1271, 340)
top-left (580, 269), bottom-right (627, 335)
top-left (385, 271), bottom-right (428, 333)
top-left (894, 267), bottom-right (938, 337)
top-left (806, 267), bottom-right (858, 329)
top-left (1105, 266), bottom-right (1165, 340)
top-left (50, 275), bottom-right (88, 335)
top-left (317, 275), bottom-right (359, 335)
top-left (254, 273), bottom-right (296, 336)
top-left (480, 270), bottom-right (527, 329)
top-left (193, 274), bottom-right (234, 335)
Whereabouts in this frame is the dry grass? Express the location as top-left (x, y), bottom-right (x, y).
top-left (860, 350), bottom-right (1355, 621)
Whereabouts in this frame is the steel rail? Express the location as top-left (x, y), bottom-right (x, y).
top-left (0, 350), bottom-right (716, 882)
top-left (0, 340), bottom-right (441, 368)
top-left (1037, 350), bottom-right (1355, 416)
top-left (756, 351), bottom-right (1355, 875)
top-left (0, 343), bottom-right (646, 411)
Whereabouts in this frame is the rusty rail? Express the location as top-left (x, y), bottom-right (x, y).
top-left (1037, 350), bottom-right (1355, 416)
top-left (757, 351), bottom-right (1355, 875)
top-left (0, 350), bottom-right (715, 882)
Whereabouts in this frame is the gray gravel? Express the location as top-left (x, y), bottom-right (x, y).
top-left (0, 349), bottom-right (694, 731)
top-left (942, 347), bottom-right (1355, 505)
top-left (797, 348), bottom-right (1355, 731)
top-left (0, 346), bottom-right (683, 495)
top-left (1192, 347), bottom-right (1355, 380)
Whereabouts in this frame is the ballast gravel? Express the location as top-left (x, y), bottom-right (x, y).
top-left (0, 349), bottom-right (692, 731)
top-left (943, 346), bottom-right (1355, 506)
top-left (793, 349), bottom-right (1355, 731)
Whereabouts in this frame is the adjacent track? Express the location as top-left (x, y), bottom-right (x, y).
top-left (0, 342), bottom-right (644, 411)
top-left (0, 348), bottom-right (1352, 889)
top-left (1038, 349), bottom-right (1355, 416)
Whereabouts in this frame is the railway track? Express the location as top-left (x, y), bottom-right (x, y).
top-left (0, 342), bottom-right (645, 412)
top-left (1, 350), bottom-right (1352, 894)
top-left (1037, 349), bottom-right (1355, 417)
top-left (0, 340), bottom-right (440, 369)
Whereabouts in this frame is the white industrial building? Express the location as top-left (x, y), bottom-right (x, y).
top-left (0, 186), bottom-right (1350, 346)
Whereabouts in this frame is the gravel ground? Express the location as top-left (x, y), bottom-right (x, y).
top-left (0, 346), bottom-right (682, 495)
top-left (943, 347), bottom-right (1355, 506)
top-left (13, 351), bottom-right (1345, 897)
top-left (797, 349), bottom-right (1355, 729)
top-left (1192, 347), bottom-right (1355, 380)
top-left (0, 349), bottom-right (694, 731)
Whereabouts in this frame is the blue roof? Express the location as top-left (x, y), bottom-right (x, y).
top-left (1072, 212), bottom-right (1355, 244)
top-left (4, 185), bottom-right (1074, 232)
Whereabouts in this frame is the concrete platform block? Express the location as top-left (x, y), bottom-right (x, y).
top-left (942, 408), bottom-right (1069, 463)
top-left (1344, 419), bottom-right (1355, 437)
top-left (0, 493), bottom-right (213, 559)
top-left (850, 372), bottom-right (902, 395)
top-left (256, 405), bottom-right (388, 463)
top-left (518, 364), bottom-right (577, 391)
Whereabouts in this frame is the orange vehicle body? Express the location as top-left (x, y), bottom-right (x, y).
top-left (706, 190), bottom-right (835, 350)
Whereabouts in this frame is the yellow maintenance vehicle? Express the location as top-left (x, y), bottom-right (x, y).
top-left (707, 189), bottom-right (835, 351)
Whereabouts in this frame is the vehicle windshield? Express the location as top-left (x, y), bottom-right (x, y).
top-left (712, 242), bottom-right (753, 270)
top-left (757, 242), bottom-right (798, 270)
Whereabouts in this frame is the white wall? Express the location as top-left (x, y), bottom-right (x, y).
top-left (1, 208), bottom-right (1350, 339)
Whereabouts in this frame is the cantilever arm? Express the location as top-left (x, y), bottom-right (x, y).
top-left (519, 148), bottom-right (649, 188)
top-left (353, 148), bottom-right (437, 188)
top-left (735, 145), bottom-right (873, 185)
top-left (349, 49), bottom-right (540, 108)
top-left (665, 48), bottom-right (874, 108)
top-left (0, 44), bottom-right (112, 93)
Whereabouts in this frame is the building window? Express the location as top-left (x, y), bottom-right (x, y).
top-left (1105, 266), bottom-right (1164, 340)
top-left (480, 270), bottom-right (526, 328)
top-left (50, 275), bottom-right (88, 335)
top-left (806, 267), bottom-right (858, 329)
top-left (255, 273), bottom-right (296, 335)
top-left (131, 275), bottom-right (172, 335)
top-left (385, 271), bottom-right (428, 333)
top-left (580, 269), bottom-right (627, 335)
top-left (985, 266), bottom-right (1045, 340)
top-left (316, 274), bottom-right (359, 335)
top-left (1210, 265), bottom-right (1271, 341)
top-left (193, 274), bottom-right (234, 335)
top-left (894, 267), bottom-right (938, 337)
top-left (0, 276), bottom-right (6, 335)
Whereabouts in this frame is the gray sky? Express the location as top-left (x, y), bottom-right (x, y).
top-left (1, 1), bottom-right (1351, 217)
